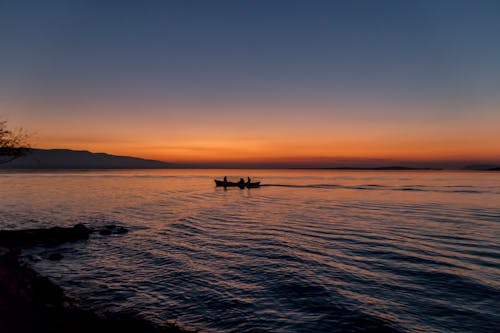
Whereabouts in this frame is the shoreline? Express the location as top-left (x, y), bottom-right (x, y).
top-left (0, 224), bottom-right (191, 333)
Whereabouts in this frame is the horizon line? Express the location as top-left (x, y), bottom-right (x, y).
top-left (8, 147), bottom-right (499, 170)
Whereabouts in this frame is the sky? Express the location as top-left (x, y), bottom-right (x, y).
top-left (1, 0), bottom-right (499, 167)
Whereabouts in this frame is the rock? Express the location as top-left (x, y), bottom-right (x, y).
top-left (116, 227), bottom-right (128, 234)
top-left (48, 253), bottom-right (64, 261)
top-left (0, 224), bottom-right (92, 247)
top-left (0, 225), bottom-right (192, 333)
top-left (99, 225), bottom-right (128, 235)
top-left (99, 229), bottom-right (112, 236)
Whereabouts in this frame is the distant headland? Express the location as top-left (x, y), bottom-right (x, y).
top-left (0, 149), bottom-right (171, 169)
top-left (316, 166), bottom-right (441, 171)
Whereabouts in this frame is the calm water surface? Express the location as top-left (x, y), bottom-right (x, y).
top-left (1, 170), bottom-right (499, 332)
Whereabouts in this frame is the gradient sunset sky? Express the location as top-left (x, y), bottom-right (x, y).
top-left (1, 0), bottom-right (499, 167)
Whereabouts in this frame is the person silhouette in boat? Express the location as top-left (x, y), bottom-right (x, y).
top-left (223, 176), bottom-right (228, 185)
top-left (238, 178), bottom-right (245, 186)
top-left (247, 177), bottom-right (251, 184)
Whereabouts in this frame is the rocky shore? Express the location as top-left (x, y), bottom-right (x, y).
top-left (0, 224), bottom-right (191, 333)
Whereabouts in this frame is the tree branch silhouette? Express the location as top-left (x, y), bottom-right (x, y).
top-left (0, 120), bottom-right (31, 164)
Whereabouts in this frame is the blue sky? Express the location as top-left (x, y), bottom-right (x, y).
top-left (2, 0), bottom-right (499, 100)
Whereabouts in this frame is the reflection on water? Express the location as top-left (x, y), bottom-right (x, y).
top-left (1, 170), bottom-right (499, 332)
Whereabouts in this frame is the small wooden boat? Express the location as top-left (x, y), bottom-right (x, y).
top-left (214, 179), bottom-right (261, 188)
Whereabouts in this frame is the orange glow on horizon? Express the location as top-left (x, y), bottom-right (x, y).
top-left (4, 99), bottom-right (500, 166)
top-left (31, 134), bottom-right (500, 166)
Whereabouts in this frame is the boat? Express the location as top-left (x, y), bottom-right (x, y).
top-left (214, 179), bottom-right (261, 188)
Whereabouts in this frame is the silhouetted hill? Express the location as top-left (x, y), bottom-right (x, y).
top-left (0, 149), bottom-right (171, 169)
top-left (464, 164), bottom-right (499, 171)
top-left (319, 166), bottom-right (440, 170)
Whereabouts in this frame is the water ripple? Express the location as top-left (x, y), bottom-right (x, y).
top-left (1, 170), bottom-right (499, 333)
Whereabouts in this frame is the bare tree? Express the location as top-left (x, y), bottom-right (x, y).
top-left (0, 120), bottom-right (31, 164)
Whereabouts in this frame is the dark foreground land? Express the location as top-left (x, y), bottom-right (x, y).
top-left (0, 224), bottom-right (190, 333)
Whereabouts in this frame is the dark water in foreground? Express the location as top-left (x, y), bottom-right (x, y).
top-left (1, 170), bottom-right (499, 332)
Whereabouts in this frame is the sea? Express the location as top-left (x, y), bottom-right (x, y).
top-left (0, 169), bottom-right (499, 333)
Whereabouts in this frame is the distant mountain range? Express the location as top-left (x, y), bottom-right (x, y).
top-left (0, 149), bottom-right (171, 169)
